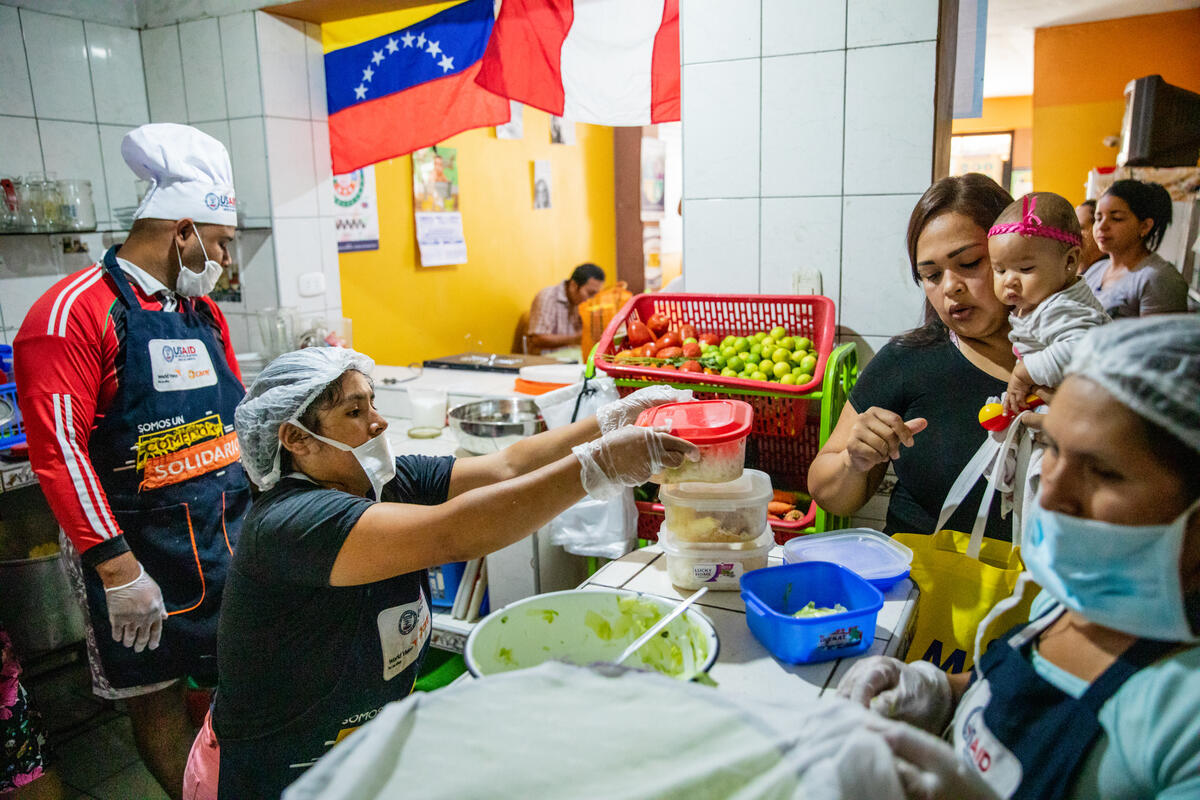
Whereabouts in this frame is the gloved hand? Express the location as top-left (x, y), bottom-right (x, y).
top-left (595, 385), bottom-right (694, 434)
top-left (836, 656), bottom-right (952, 733)
top-left (572, 425), bottom-right (699, 499)
top-left (104, 564), bottom-right (168, 652)
top-left (869, 718), bottom-right (1003, 800)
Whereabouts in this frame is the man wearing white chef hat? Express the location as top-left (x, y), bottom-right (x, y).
top-left (14, 123), bottom-right (250, 800)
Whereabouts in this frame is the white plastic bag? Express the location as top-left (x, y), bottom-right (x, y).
top-left (535, 377), bottom-right (637, 558)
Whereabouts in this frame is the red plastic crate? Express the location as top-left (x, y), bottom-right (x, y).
top-left (594, 293), bottom-right (836, 394)
top-left (635, 499), bottom-right (817, 545)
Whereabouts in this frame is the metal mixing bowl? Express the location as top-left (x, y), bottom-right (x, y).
top-left (448, 398), bottom-right (546, 454)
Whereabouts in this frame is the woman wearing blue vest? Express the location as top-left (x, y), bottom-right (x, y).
top-left (837, 314), bottom-right (1200, 799)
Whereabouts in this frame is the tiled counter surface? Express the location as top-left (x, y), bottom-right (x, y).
top-left (581, 544), bottom-right (919, 700)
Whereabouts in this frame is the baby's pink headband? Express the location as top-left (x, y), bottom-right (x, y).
top-left (987, 195), bottom-right (1082, 246)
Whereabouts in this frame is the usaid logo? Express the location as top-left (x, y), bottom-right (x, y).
top-left (161, 344), bottom-right (199, 363)
top-left (204, 192), bottom-right (237, 212)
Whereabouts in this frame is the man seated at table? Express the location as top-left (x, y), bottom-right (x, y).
top-left (526, 263), bottom-right (605, 353)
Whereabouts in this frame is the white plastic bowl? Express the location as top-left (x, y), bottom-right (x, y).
top-left (464, 588), bottom-right (720, 681)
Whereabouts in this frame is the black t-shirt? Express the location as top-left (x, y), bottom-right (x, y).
top-left (849, 338), bottom-right (1013, 543)
top-left (213, 454), bottom-right (454, 798)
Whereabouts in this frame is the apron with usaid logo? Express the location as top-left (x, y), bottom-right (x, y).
top-left (83, 246), bottom-right (250, 687)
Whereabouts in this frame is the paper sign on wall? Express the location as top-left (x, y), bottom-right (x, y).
top-left (333, 166), bottom-right (380, 252)
top-left (413, 146), bottom-right (467, 266)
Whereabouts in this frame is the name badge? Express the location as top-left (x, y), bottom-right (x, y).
top-left (149, 339), bottom-right (218, 392)
top-left (376, 591), bottom-right (431, 681)
top-left (952, 680), bottom-right (1024, 798)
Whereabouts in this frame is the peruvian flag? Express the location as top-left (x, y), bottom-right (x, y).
top-left (476, 0), bottom-right (680, 125)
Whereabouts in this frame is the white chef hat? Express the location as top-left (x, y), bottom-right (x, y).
top-left (122, 123), bottom-right (237, 226)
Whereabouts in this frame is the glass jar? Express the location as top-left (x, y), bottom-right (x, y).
top-left (0, 179), bottom-right (17, 232)
top-left (58, 179), bottom-right (96, 232)
top-left (16, 176), bottom-right (44, 233)
top-left (40, 176), bottom-right (65, 231)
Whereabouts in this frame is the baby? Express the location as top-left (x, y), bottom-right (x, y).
top-left (988, 192), bottom-right (1109, 414)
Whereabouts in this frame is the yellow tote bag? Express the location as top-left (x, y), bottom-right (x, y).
top-left (895, 416), bottom-right (1039, 674)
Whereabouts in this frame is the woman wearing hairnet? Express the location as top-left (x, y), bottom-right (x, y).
top-left (182, 348), bottom-right (696, 798)
top-left (837, 314), bottom-right (1200, 799)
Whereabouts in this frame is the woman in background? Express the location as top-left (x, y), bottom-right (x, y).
top-left (1085, 179), bottom-right (1188, 317)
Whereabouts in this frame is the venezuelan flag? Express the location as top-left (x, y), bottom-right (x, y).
top-left (323, 0), bottom-right (510, 174)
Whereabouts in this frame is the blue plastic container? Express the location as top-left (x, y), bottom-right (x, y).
top-left (740, 561), bottom-right (884, 664)
top-left (428, 561), bottom-right (489, 615)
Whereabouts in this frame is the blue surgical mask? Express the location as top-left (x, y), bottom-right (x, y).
top-left (290, 420), bottom-right (396, 500)
top-left (1023, 499), bottom-right (1200, 642)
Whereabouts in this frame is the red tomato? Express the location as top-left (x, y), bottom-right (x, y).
top-left (679, 324), bottom-right (697, 342)
top-left (636, 344), bottom-right (657, 358)
top-left (680, 360), bottom-right (704, 373)
top-left (698, 333), bottom-right (721, 346)
top-left (627, 320), bottom-right (653, 347)
top-left (655, 332), bottom-right (682, 349)
top-left (681, 341), bottom-right (702, 358)
top-left (646, 313), bottom-right (670, 336)
top-left (655, 346), bottom-right (684, 359)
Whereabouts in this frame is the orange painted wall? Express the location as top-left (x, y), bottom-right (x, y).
top-left (952, 95), bottom-right (1032, 167)
top-left (1033, 9), bottom-right (1200, 204)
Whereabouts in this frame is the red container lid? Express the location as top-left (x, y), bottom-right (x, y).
top-left (635, 400), bottom-right (753, 444)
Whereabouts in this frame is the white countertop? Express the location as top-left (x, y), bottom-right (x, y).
top-left (581, 544), bottom-right (918, 700)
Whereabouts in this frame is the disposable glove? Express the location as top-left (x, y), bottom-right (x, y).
top-left (573, 425), bottom-right (699, 499)
top-left (836, 656), bottom-right (952, 734)
top-left (104, 564), bottom-right (168, 652)
top-left (869, 718), bottom-right (1002, 800)
top-left (595, 385), bottom-right (694, 434)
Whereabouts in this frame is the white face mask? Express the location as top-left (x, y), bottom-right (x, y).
top-left (175, 223), bottom-right (223, 297)
top-left (290, 420), bottom-right (396, 500)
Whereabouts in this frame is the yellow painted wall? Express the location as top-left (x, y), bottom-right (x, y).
top-left (1032, 9), bottom-right (1200, 205)
top-left (338, 106), bottom-right (616, 366)
top-left (952, 95), bottom-right (1032, 169)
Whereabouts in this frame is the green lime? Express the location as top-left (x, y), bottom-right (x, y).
top-left (795, 337), bottom-right (812, 351)
top-left (721, 346), bottom-right (737, 360)
top-left (791, 365), bottom-right (805, 376)
top-left (796, 372), bottom-right (813, 384)
top-left (721, 335), bottom-right (736, 348)
top-left (734, 337), bottom-right (750, 353)
top-left (778, 336), bottom-right (794, 351)
top-left (800, 355), bottom-right (817, 372)
top-left (760, 337), bottom-right (775, 351)
top-left (753, 331), bottom-right (767, 342)
top-left (714, 355), bottom-right (727, 368)
top-left (772, 361), bottom-right (790, 378)
top-left (750, 371), bottom-right (767, 381)
top-left (770, 326), bottom-right (787, 339)
top-left (721, 367), bottom-right (738, 377)
top-left (771, 347), bottom-right (790, 363)
top-left (745, 352), bottom-right (761, 365)
top-left (683, 337), bottom-right (697, 345)
top-left (779, 373), bottom-right (796, 385)
top-left (727, 356), bottom-right (745, 372)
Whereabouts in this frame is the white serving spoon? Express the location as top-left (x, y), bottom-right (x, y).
top-left (614, 587), bottom-right (709, 665)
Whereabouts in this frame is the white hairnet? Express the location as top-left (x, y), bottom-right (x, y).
top-left (235, 347), bottom-right (375, 489)
top-left (1065, 314), bottom-right (1200, 454)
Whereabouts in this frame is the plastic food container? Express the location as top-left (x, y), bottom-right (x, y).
top-left (782, 528), bottom-right (913, 590)
top-left (659, 469), bottom-right (772, 543)
top-left (659, 524), bottom-right (774, 590)
top-left (635, 400), bottom-right (753, 484)
top-left (740, 562), bottom-right (884, 664)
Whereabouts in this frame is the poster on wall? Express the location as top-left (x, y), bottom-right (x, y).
top-left (333, 165), bottom-right (380, 252)
top-left (550, 115), bottom-right (576, 145)
top-left (496, 100), bottom-right (524, 139)
top-left (413, 146), bottom-right (467, 266)
top-left (533, 160), bottom-right (552, 209)
top-left (640, 138), bottom-right (666, 220)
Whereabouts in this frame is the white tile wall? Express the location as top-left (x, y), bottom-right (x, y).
top-left (193, 120), bottom-right (233, 161)
top-left (682, 199), bottom-right (760, 294)
top-left (180, 18), bottom-right (229, 123)
top-left (141, 25), bottom-right (187, 123)
top-left (760, 197), bottom-right (842, 309)
top-left (0, 275), bottom-right (60, 334)
top-left (304, 22), bottom-right (327, 122)
top-left (220, 13), bottom-right (262, 118)
top-left (228, 117), bottom-right (270, 226)
top-left (843, 42), bottom-right (936, 195)
top-left (97, 123), bottom-right (139, 218)
top-left (311, 121), bottom-right (335, 218)
top-left (264, 116), bottom-right (318, 218)
top-left (839, 194), bottom-right (925, 337)
top-left (317, 218), bottom-right (340, 312)
top-left (0, 5), bottom-right (35, 117)
top-left (760, 51), bottom-right (844, 197)
top-left (22, 10), bottom-right (95, 123)
top-left (681, 59), bottom-right (760, 199)
top-left (39, 120), bottom-right (112, 226)
top-left (238, 232), bottom-right (277, 311)
top-left (0, 115), bottom-right (44, 176)
top-left (762, 0), bottom-right (846, 57)
top-left (681, 0), bottom-right (761, 64)
top-left (256, 13), bottom-right (311, 120)
top-left (85, 22), bottom-right (149, 125)
top-left (846, 0), bottom-right (939, 48)
top-left (271, 216), bottom-right (326, 313)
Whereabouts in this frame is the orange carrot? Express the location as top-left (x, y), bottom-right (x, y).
top-left (771, 489), bottom-right (795, 504)
top-left (768, 501), bottom-right (795, 515)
